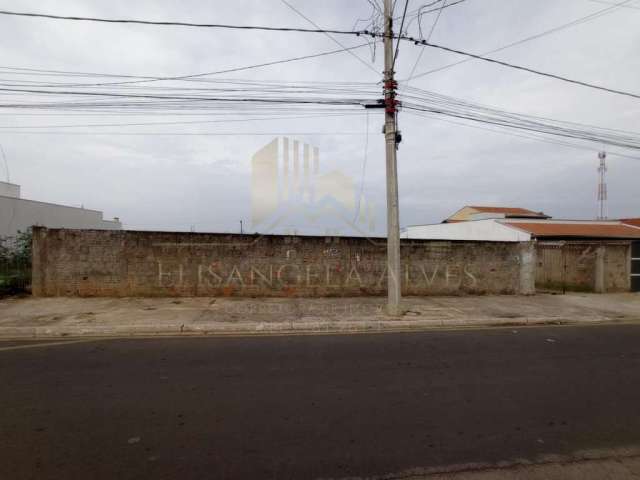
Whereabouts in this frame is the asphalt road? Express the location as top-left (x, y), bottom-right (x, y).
top-left (2, 325), bottom-right (640, 479)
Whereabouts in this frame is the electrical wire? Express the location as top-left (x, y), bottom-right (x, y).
top-left (399, 84), bottom-right (640, 149)
top-left (354, 111), bottom-right (370, 223)
top-left (0, 112), bottom-right (369, 129)
top-left (2, 67), bottom-right (638, 153)
top-left (3, 7), bottom-right (638, 101)
top-left (405, 0), bottom-right (634, 81)
top-left (587, 0), bottom-right (640, 9)
top-left (405, 0), bottom-right (447, 85)
top-left (401, 85), bottom-right (640, 137)
top-left (397, 35), bottom-right (640, 100)
top-left (0, 9), bottom-right (367, 35)
top-left (0, 131), bottom-right (367, 136)
top-left (0, 143), bottom-right (9, 182)
top-left (403, 100), bottom-right (640, 150)
top-left (393, 0), bottom-right (411, 68)
top-left (279, 0), bottom-right (380, 75)
top-left (0, 43), bottom-right (375, 89)
top-left (0, 87), bottom-right (371, 105)
top-left (404, 109), bottom-right (640, 161)
top-left (395, 0), bottom-right (467, 21)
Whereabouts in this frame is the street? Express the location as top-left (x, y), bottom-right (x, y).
top-left (2, 325), bottom-right (640, 479)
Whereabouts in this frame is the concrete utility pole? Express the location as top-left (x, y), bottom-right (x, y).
top-left (383, 0), bottom-right (401, 316)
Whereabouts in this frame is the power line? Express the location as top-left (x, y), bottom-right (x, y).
top-left (395, 0), bottom-right (467, 21)
top-left (279, 0), bottom-right (380, 75)
top-left (404, 108), bottom-right (640, 161)
top-left (0, 143), bottom-right (9, 182)
top-left (3, 8), bottom-right (638, 101)
top-left (399, 85), bottom-right (640, 149)
top-left (393, 0), bottom-right (410, 68)
top-left (399, 36), bottom-right (640, 100)
top-left (0, 87), bottom-right (370, 105)
top-left (587, 0), bottom-right (640, 9)
top-left (402, 85), bottom-right (640, 137)
top-left (0, 70), bottom-right (378, 97)
top-left (0, 111), bottom-right (368, 129)
top-left (406, 0), bottom-right (634, 81)
top-left (354, 111), bottom-right (370, 223)
top-left (0, 9), bottom-right (366, 35)
top-left (3, 43), bottom-right (375, 88)
top-left (406, 0), bottom-right (448, 84)
top-left (403, 99), bottom-right (640, 150)
top-left (0, 131), bottom-right (367, 136)
top-left (402, 85), bottom-right (640, 138)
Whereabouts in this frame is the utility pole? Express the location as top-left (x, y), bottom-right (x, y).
top-left (383, 0), bottom-right (401, 316)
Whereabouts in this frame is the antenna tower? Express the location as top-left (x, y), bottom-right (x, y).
top-left (597, 151), bottom-right (607, 220)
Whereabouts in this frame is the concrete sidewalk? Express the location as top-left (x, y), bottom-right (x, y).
top-left (0, 293), bottom-right (639, 339)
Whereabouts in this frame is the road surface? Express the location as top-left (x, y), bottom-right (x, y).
top-left (2, 325), bottom-right (640, 479)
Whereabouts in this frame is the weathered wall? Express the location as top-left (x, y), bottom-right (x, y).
top-left (535, 241), bottom-right (630, 293)
top-left (0, 195), bottom-right (121, 238)
top-left (32, 228), bottom-right (535, 297)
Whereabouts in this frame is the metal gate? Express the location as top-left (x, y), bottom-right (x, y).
top-left (632, 241), bottom-right (640, 292)
top-left (536, 242), bottom-right (597, 293)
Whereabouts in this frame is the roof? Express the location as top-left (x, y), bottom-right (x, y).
top-left (468, 206), bottom-right (548, 217)
top-left (621, 218), bottom-right (640, 228)
top-left (444, 205), bottom-right (550, 223)
top-left (403, 219), bottom-right (531, 242)
top-left (504, 221), bottom-right (640, 239)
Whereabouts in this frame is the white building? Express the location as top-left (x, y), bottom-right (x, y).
top-left (402, 219), bottom-right (531, 242)
top-left (403, 218), bottom-right (640, 242)
top-left (0, 181), bottom-right (121, 238)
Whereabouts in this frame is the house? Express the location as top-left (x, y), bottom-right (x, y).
top-left (403, 207), bottom-right (640, 293)
top-left (0, 181), bottom-right (121, 239)
top-left (403, 218), bottom-right (640, 242)
top-left (621, 218), bottom-right (640, 228)
top-left (502, 219), bottom-right (640, 241)
top-left (443, 205), bottom-right (550, 223)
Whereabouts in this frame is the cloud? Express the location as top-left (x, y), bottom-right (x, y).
top-left (0, 0), bottom-right (638, 235)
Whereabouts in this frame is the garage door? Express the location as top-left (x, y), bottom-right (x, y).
top-left (633, 241), bottom-right (640, 292)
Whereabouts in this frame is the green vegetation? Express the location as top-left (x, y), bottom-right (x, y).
top-left (0, 228), bottom-right (32, 294)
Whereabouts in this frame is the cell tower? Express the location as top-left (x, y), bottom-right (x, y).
top-left (597, 151), bottom-right (607, 220)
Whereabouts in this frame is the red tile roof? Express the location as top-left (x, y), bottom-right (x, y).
top-left (505, 222), bottom-right (640, 239)
top-left (469, 206), bottom-right (547, 217)
top-left (621, 218), bottom-right (640, 228)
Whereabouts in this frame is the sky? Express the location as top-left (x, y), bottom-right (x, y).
top-left (0, 0), bottom-right (639, 236)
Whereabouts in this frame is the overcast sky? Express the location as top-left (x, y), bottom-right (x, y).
top-left (0, 0), bottom-right (639, 236)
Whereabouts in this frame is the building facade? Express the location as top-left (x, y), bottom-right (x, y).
top-left (0, 181), bottom-right (121, 239)
top-left (404, 206), bottom-right (640, 293)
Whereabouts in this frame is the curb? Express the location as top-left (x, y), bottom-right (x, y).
top-left (0, 315), bottom-right (636, 340)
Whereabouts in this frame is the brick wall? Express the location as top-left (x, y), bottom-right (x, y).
top-left (32, 227), bottom-right (534, 297)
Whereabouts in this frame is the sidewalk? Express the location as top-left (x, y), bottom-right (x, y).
top-left (0, 293), bottom-right (638, 339)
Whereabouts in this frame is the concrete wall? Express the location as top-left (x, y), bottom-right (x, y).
top-left (0, 196), bottom-right (121, 238)
top-left (0, 181), bottom-right (20, 198)
top-left (535, 241), bottom-right (631, 293)
top-left (32, 228), bottom-right (535, 297)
